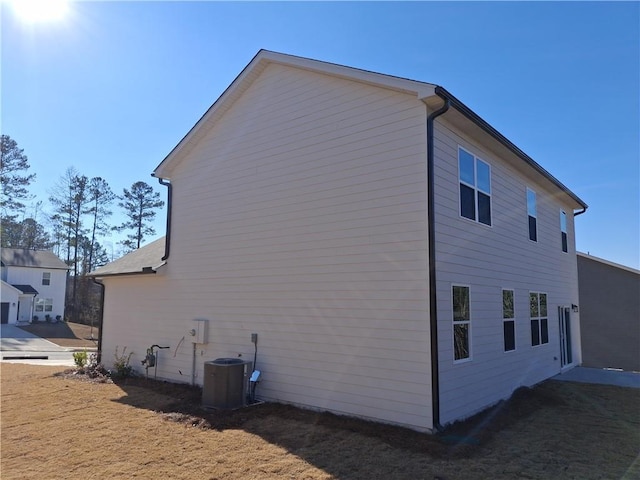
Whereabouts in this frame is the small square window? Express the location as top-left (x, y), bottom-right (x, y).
top-left (42, 272), bottom-right (51, 286)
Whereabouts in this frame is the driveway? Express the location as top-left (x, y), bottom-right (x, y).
top-left (553, 366), bottom-right (640, 389)
top-left (0, 324), bottom-right (76, 366)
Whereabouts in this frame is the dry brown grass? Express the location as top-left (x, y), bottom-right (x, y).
top-left (1, 363), bottom-right (638, 480)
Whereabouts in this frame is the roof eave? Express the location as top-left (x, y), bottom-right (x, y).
top-left (89, 261), bottom-right (166, 279)
top-left (432, 86), bottom-right (588, 211)
top-left (90, 269), bottom-right (157, 279)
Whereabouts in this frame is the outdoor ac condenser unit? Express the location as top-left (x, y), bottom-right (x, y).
top-left (202, 358), bottom-right (252, 409)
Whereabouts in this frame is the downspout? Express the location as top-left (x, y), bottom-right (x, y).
top-left (426, 95), bottom-right (450, 432)
top-left (155, 177), bottom-right (172, 261)
top-left (91, 278), bottom-right (105, 363)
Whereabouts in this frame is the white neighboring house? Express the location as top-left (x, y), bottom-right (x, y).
top-left (1, 248), bottom-right (68, 324)
top-left (91, 50), bottom-right (587, 432)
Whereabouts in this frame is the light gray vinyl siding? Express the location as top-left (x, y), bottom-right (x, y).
top-left (103, 64), bottom-right (433, 430)
top-left (432, 120), bottom-right (581, 425)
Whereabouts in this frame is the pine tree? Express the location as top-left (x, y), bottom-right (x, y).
top-left (116, 181), bottom-right (164, 251)
top-left (0, 135), bottom-right (35, 221)
top-left (86, 177), bottom-right (115, 272)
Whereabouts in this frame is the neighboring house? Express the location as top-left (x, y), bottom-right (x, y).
top-left (1, 248), bottom-right (68, 324)
top-left (577, 252), bottom-right (640, 372)
top-left (91, 50), bottom-right (587, 432)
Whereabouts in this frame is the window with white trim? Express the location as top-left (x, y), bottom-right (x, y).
top-left (459, 147), bottom-right (492, 226)
top-left (503, 289), bottom-right (516, 352)
top-left (452, 285), bottom-right (471, 361)
top-left (35, 298), bottom-right (53, 313)
top-left (530, 292), bottom-right (548, 346)
top-left (560, 210), bottom-right (568, 253)
top-left (42, 272), bottom-right (51, 286)
top-left (527, 189), bottom-right (537, 242)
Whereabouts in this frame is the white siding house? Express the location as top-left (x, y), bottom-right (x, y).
top-left (91, 50), bottom-right (587, 432)
top-left (1, 249), bottom-right (68, 324)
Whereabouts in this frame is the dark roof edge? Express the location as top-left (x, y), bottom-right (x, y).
top-left (434, 86), bottom-right (588, 211)
top-left (89, 269), bottom-right (157, 279)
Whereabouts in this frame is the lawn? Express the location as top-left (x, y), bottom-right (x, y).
top-left (1, 363), bottom-right (638, 480)
top-left (17, 322), bottom-right (98, 349)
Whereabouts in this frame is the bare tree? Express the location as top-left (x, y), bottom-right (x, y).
top-left (49, 167), bottom-right (90, 321)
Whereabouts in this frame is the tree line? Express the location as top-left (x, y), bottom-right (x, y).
top-left (1, 134), bottom-right (165, 323)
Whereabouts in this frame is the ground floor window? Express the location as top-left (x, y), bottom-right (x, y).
top-left (452, 285), bottom-right (471, 361)
top-left (503, 289), bottom-right (516, 352)
top-left (35, 298), bottom-right (53, 313)
top-left (530, 292), bottom-right (548, 346)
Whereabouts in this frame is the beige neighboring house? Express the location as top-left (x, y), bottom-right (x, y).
top-left (577, 252), bottom-right (640, 372)
top-left (91, 50), bottom-right (588, 432)
top-left (1, 248), bottom-right (69, 324)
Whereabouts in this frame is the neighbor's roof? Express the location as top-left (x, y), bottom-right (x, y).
top-left (0, 280), bottom-right (23, 295)
top-left (577, 252), bottom-right (640, 275)
top-left (0, 248), bottom-right (68, 270)
top-left (153, 49), bottom-right (587, 211)
top-left (11, 284), bottom-right (39, 295)
top-left (89, 237), bottom-right (166, 277)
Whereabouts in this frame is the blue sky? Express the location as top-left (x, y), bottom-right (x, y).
top-left (2, 1), bottom-right (639, 268)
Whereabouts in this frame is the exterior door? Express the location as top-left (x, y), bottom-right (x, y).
top-left (18, 296), bottom-right (33, 323)
top-left (1, 303), bottom-right (9, 324)
top-left (558, 306), bottom-right (572, 367)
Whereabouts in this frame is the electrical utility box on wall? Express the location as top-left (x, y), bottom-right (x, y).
top-left (190, 319), bottom-right (208, 344)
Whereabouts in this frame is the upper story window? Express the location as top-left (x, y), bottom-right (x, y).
top-left (527, 188), bottom-right (537, 242)
top-left (560, 210), bottom-right (568, 253)
top-left (42, 272), bottom-right (51, 286)
top-left (452, 285), bottom-right (471, 361)
top-left (459, 147), bottom-right (492, 226)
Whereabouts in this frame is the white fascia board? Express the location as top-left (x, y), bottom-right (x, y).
top-left (260, 50), bottom-right (437, 98)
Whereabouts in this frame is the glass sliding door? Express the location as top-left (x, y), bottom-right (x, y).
top-left (558, 306), bottom-right (573, 367)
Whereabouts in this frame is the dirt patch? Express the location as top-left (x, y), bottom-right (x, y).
top-left (17, 321), bottom-right (98, 348)
top-left (2, 364), bottom-right (639, 480)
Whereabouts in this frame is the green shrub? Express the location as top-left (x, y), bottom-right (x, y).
top-left (73, 350), bottom-right (88, 369)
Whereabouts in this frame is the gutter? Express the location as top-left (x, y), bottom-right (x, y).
top-left (426, 95), bottom-right (450, 432)
top-left (90, 268), bottom-right (159, 278)
top-left (154, 176), bottom-right (172, 261)
top-left (91, 278), bottom-right (105, 363)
